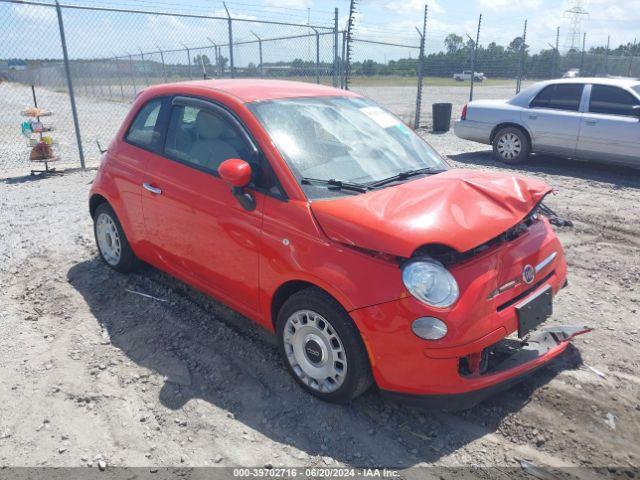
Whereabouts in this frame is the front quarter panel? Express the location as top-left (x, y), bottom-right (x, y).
top-left (259, 196), bottom-right (406, 329)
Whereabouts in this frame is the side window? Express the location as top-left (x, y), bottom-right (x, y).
top-left (548, 84), bottom-right (583, 111)
top-left (531, 84), bottom-right (583, 111)
top-left (589, 85), bottom-right (640, 116)
top-left (530, 85), bottom-right (553, 108)
top-left (164, 104), bottom-right (252, 173)
top-left (125, 98), bottom-right (164, 151)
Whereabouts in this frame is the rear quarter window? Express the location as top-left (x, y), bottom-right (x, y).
top-left (530, 84), bottom-right (583, 111)
top-left (125, 98), bottom-right (166, 151)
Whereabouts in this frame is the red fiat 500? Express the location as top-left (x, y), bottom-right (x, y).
top-left (90, 80), bottom-right (588, 409)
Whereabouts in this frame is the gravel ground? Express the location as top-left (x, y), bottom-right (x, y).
top-left (0, 83), bottom-right (639, 476)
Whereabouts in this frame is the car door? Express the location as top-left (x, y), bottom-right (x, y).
top-left (140, 96), bottom-right (267, 316)
top-left (521, 83), bottom-right (585, 156)
top-left (576, 84), bottom-right (640, 166)
top-left (110, 96), bottom-right (170, 250)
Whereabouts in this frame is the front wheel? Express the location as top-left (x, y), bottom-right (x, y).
top-left (492, 126), bottom-right (531, 164)
top-left (276, 288), bottom-right (373, 403)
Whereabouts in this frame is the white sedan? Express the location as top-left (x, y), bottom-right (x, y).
top-left (454, 78), bottom-right (640, 167)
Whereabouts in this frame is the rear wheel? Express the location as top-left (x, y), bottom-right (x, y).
top-left (492, 126), bottom-right (530, 164)
top-left (94, 203), bottom-right (139, 273)
top-left (276, 288), bottom-right (373, 403)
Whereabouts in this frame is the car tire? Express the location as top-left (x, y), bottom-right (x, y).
top-left (276, 287), bottom-right (373, 403)
top-left (93, 202), bottom-right (139, 273)
top-left (492, 126), bottom-right (531, 164)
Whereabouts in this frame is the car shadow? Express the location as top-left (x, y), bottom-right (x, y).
top-left (67, 258), bottom-right (583, 468)
top-left (448, 150), bottom-right (640, 189)
top-left (0, 167), bottom-right (98, 184)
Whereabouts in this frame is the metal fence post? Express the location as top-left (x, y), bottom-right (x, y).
top-left (207, 38), bottom-right (218, 77)
top-left (340, 31), bottom-right (346, 89)
top-left (181, 44), bottom-right (192, 80)
top-left (128, 53), bottom-right (137, 96)
top-left (113, 54), bottom-right (125, 100)
top-left (105, 59), bottom-right (113, 100)
top-left (553, 26), bottom-right (560, 78)
top-left (413, 4), bottom-right (427, 129)
top-left (604, 35), bottom-right (610, 76)
top-left (311, 27), bottom-right (320, 84)
top-left (224, 3), bottom-right (235, 78)
top-left (251, 32), bottom-right (263, 78)
top-left (333, 8), bottom-right (339, 87)
top-left (627, 38), bottom-right (636, 77)
top-left (139, 48), bottom-right (149, 86)
top-left (516, 19), bottom-right (527, 94)
top-left (55, 0), bottom-right (85, 168)
top-left (345, 0), bottom-right (356, 90)
top-left (157, 45), bottom-right (167, 82)
top-left (579, 32), bottom-right (586, 71)
top-left (469, 13), bottom-right (482, 102)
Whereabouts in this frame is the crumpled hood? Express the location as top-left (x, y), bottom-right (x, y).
top-left (310, 169), bottom-right (552, 257)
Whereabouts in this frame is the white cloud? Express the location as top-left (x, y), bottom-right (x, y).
top-left (11, 3), bottom-right (57, 25)
top-left (380, 0), bottom-right (444, 14)
top-left (263, 0), bottom-right (312, 8)
top-left (477, 0), bottom-right (543, 11)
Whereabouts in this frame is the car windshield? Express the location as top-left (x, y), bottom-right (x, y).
top-left (248, 96), bottom-right (448, 198)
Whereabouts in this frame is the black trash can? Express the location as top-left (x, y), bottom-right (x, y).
top-left (432, 103), bottom-right (453, 132)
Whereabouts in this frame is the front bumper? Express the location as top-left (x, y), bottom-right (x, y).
top-left (349, 218), bottom-right (586, 408)
top-left (379, 325), bottom-right (590, 410)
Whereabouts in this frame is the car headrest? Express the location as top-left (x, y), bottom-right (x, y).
top-left (195, 110), bottom-right (224, 140)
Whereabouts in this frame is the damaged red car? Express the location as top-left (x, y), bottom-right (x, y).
top-left (89, 79), bottom-right (589, 409)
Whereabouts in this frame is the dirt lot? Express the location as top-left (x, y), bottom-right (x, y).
top-left (1, 94), bottom-right (639, 476)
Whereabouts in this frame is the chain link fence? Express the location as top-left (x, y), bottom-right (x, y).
top-left (1, 0), bottom-right (638, 177)
top-left (0, 0), bottom-right (337, 176)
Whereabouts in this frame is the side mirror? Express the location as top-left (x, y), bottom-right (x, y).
top-left (219, 158), bottom-right (252, 188)
top-left (218, 158), bottom-right (256, 211)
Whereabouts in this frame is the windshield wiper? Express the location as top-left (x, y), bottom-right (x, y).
top-left (367, 167), bottom-right (444, 189)
top-left (301, 177), bottom-right (370, 193)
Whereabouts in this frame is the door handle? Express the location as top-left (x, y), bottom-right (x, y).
top-left (142, 182), bottom-right (162, 195)
top-left (528, 114), bottom-right (538, 120)
top-left (585, 119), bottom-right (597, 126)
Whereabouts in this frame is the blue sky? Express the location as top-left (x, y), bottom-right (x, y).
top-left (2, 0), bottom-right (639, 62)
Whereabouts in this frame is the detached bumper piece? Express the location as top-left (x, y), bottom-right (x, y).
top-left (381, 325), bottom-right (591, 411)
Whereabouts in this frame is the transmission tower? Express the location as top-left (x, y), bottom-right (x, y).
top-left (563, 0), bottom-right (589, 53)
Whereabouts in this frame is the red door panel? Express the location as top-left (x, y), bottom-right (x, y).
top-left (141, 156), bottom-right (264, 316)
